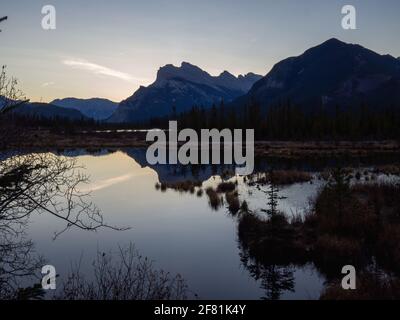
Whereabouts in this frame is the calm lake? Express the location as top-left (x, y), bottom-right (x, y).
top-left (5, 148), bottom-right (399, 300)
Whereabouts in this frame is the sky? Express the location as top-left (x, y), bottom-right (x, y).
top-left (1, 0), bottom-right (400, 103)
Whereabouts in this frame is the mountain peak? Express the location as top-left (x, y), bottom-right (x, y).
top-left (51, 97), bottom-right (118, 120)
top-left (109, 63), bottom-right (261, 123)
top-left (181, 61), bottom-right (198, 68)
top-left (306, 38), bottom-right (349, 54)
top-left (156, 62), bottom-right (211, 84)
top-left (322, 38), bottom-right (346, 45)
top-left (218, 70), bottom-right (236, 79)
top-left (236, 38), bottom-right (400, 111)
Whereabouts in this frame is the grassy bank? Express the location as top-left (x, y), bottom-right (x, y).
top-left (2, 128), bottom-right (400, 159)
top-left (238, 170), bottom-right (400, 299)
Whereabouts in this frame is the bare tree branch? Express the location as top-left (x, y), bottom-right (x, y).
top-left (58, 244), bottom-right (188, 300)
top-left (0, 66), bottom-right (28, 114)
top-left (0, 153), bottom-right (129, 239)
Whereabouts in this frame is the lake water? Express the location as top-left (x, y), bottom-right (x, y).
top-left (4, 148), bottom-right (398, 299)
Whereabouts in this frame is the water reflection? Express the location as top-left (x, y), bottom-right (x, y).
top-left (0, 153), bottom-right (124, 298)
top-left (0, 232), bottom-right (44, 299)
top-left (127, 148), bottom-right (237, 183)
top-left (2, 148), bottom-right (398, 300)
top-left (246, 264), bottom-right (295, 301)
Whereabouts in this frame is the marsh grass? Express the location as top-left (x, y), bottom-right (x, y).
top-left (374, 164), bottom-right (400, 175)
top-left (225, 191), bottom-right (240, 215)
top-left (205, 187), bottom-right (224, 210)
top-left (320, 272), bottom-right (400, 300)
top-left (246, 170), bottom-right (312, 186)
top-left (155, 180), bottom-right (202, 193)
top-left (216, 181), bottom-right (237, 193)
top-left (239, 169), bottom-right (400, 287)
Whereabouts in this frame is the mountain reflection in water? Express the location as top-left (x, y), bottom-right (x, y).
top-left (4, 148), bottom-right (398, 299)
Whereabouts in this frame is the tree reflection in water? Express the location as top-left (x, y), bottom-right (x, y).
top-left (0, 153), bottom-right (122, 299)
top-left (0, 233), bottom-right (44, 299)
top-left (240, 246), bottom-right (295, 300)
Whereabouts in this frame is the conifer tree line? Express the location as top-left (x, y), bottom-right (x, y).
top-left (147, 100), bottom-right (400, 141)
top-left (4, 100), bottom-right (400, 141)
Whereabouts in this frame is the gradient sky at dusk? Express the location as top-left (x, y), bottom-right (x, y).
top-left (1, 0), bottom-right (400, 102)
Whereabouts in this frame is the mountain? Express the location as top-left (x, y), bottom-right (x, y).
top-left (108, 62), bottom-right (262, 123)
top-left (51, 98), bottom-right (118, 120)
top-left (234, 38), bottom-right (400, 111)
top-left (11, 102), bottom-right (87, 120)
top-left (0, 96), bottom-right (13, 111)
top-left (125, 148), bottom-right (235, 183)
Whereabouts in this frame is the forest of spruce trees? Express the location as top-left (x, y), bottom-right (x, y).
top-left (146, 101), bottom-right (400, 141)
top-left (5, 100), bottom-right (400, 141)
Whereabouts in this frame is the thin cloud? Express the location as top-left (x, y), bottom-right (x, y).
top-left (80, 173), bottom-right (134, 192)
top-left (79, 172), bottom-right (153, 192)
top-left (63, 59), bottom-right (135, 82)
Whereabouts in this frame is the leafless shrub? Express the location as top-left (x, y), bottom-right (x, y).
top-left (0, 152), bottom-right (127, 299)
top-left (0, 65), bottom-right (29, 149)
top-left (0, 66), bottom-right (27, 113)
top-left (58, 244), bottom-right (188, 300)
top-left (0, 235), bottom-right (44, 299)
top-left (0, 153), bottom-right (126, 238)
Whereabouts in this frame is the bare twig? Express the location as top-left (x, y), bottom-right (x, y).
top-left (0, 153), bottom-right (129, 239)
top-left (58, 244), bottom-right (188, 300)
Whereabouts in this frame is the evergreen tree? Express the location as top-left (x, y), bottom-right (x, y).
top-left (265, 169), bottom-right (286, 217)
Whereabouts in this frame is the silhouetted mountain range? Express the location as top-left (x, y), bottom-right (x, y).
top-left (12, 102), bottom-right (87, 120)
top-left (9, 38), bottom-right (399, 126)
top-left (233, 38), bottom-right (400, 111)
top-left (107, 39), bottom-right (400, 123)
top-left (124, 148), bottom-right (245, 184)
top-left (51, 98), bottom-right (118, 120)
top-left (108, 62), bottom-right (262, 123)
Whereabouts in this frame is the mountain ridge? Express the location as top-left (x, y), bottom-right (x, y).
top-left (233, 38), bottom-right (400, 111)
top-left (51, 97), bottom-right (118, 120)
top-left (108, 62), bottom-right (262, 123)
top-left (12, 102), bottom-right (88, 121)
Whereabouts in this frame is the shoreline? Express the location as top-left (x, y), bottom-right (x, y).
top-left (2, 130), bottom-right (400, 158)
